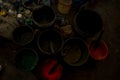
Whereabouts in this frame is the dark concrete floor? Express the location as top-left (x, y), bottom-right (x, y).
top-left (0, 0), bottom-right (120, 80)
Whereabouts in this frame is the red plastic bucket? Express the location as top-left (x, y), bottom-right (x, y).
top-left (34, 59), bottom-right (63, 80)
top-left (89, 41), bottom-right (108, 60)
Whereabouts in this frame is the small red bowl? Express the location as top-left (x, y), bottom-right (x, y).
top-left (89, 41), bottom-right (108, 60)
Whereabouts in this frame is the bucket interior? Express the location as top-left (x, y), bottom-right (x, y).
top-left (62, 38), bottom-right (89, 66)
top-left (38, 30), bottom-right (62, 54)
top-left (32, 6), bottom-right (55, 25)
top-left (13, 26), bottom-right (33, 45)
top-left (15, 49), bottom-right (38, 71)
top-left (76, 10), bottom-right (103, 36)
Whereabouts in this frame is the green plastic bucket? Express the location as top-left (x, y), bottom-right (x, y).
top-left (15, 48), bottom-right (39, 71)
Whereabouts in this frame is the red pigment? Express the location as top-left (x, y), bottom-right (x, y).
top-left (89, 41), bottom-right (108, 60)
top-left (41, 59), bottom-right (63, 80)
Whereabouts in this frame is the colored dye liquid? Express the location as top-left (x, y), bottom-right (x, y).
top-left (17, 51), bottom-right (37, 70)
top-left (20, 54), bottom-right (36, 70)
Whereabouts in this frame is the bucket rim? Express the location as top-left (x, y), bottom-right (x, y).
top-left (12, 25), bottom-right (34, 46)
top-left (32, 5), bottom-right (56, 28)
top-left (73, 9), bottom-right (103, 37)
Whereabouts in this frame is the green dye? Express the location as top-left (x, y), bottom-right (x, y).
top-left (19, 53), bottom-right (37, 70)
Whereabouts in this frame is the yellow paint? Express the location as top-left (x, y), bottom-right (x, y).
top-left (58, 0), bottom-right (72, 14)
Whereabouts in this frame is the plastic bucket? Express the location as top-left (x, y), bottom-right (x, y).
top-left (57, 0), bottom-right (72, 14)
top-left (37, 29), bottom-right (63, 55)
top-left (89, 40), bottom-right (108, 60)
top-left (74, 10), bottom-right (103, 38)
top-left (61, 38), bottom-right (89, 67)
top-left (32, 5), bottom-right (56, 28)
top-left (12, 26), bottom-right (34, 46)
top-left (15, 48), bottom-right (39, 71)
top-left (35, 59), bottom-right (63, 80)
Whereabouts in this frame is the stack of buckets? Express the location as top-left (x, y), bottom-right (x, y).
top-left (2, 0), bottom-right (109, 80)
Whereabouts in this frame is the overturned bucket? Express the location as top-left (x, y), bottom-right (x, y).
top-left (15, 48), bottom-right (39, 71)
top-left (61, 38), bottom-right (89, 67)
top-left (32, 5), bottom-right (56, 28)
